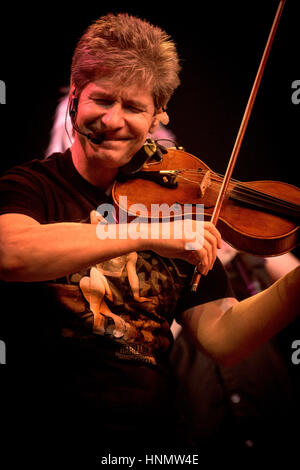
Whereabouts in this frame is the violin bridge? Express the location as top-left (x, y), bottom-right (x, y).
top-left (199, 171), bottom-right (211, 197)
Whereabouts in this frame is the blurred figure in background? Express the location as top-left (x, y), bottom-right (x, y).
top-left (171, 241), bottom-right (300, 456)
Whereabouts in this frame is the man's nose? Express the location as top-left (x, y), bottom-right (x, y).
top-left (100, 103), bottom-right (124, 129)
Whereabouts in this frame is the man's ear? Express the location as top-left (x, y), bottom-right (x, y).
top-left (157, 109), bottom-right (170, 126)
top-left (149, 109), bottom-right (170, 133)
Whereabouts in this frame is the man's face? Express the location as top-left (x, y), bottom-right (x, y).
top-left (72, 77), bottom-right (158, 169)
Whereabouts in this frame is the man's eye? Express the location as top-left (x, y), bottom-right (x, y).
top-left (91, 98), bottom-right (145, 113)
top-left (127, 105), bottom-right (145, 113)
top-left (94, 99), bottom-right (112, 106)
top-left (128, 106), bottom-right (142, 113)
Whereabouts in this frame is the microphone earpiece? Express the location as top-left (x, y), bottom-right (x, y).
top-left (69, 96), bottom-right (78, 122)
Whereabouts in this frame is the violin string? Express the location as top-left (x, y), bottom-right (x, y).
top-left (213, 176), bottom-right (298, 211)
top-left (205, 177), bottom-right (298, 213)
top-left (174, 175), bottom-right (300, 219)
top-left (207, 180), bottom-right (299, 217)
top-left (176, 169), bottom-right (300, 212)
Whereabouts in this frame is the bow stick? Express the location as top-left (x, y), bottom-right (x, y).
top-left (191, 0), bottom-right (287, 292)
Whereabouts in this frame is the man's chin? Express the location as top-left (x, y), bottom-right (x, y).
top-left (89, 148), bottom-right (134, 169)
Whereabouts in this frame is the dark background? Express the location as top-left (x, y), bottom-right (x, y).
top-left (0, 1), bottom-right (298, 174)
top-left (1, 0), bottom-right (299, 255)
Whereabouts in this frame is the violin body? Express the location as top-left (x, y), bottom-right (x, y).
top-left (113, 148), bottom-right (300, 257)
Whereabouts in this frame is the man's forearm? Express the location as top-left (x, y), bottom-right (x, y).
top-left (0, 214), bottom-right (222, 282)
top-left (208, 266), bottom-right (300, 365)
top-left (181, 266), bottom-right (300, 366)
top-left (0, 221), bottom-right (145, 282)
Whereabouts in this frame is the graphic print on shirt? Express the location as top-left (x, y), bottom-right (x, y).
top-left (79, 210), bottom-right (152, 340)
top-left (51, 210), bottom-right (190, 365)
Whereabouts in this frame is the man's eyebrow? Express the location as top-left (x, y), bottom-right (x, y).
top-left (89, 90), bottom-right (115, 100)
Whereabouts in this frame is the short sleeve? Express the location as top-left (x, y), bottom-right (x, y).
top-left (174, 257), bottom-right (235, 320)
top-left (0, 168), bottom-right (46, 223)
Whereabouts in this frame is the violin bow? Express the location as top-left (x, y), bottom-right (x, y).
top-left (191, 0), bottom-right (287, 292)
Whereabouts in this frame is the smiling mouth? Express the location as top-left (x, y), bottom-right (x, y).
top-left (104, 135), bottom-right (131, 140)
top-left (100, 138), bottom-right (130, 145)
top-left (88, 137), bottom-right (130, 148)
top-left (89, 133), bottom-right (130, 144)
top-left (103, 138), bottom-right (127, 141)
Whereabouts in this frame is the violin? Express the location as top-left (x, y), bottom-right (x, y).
top-left (112, 147), bottom-right (300, 257)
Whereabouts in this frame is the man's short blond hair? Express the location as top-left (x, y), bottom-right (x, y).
top-left (71, 13), bottom-right (181, 109)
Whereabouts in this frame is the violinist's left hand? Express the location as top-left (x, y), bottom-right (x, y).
top-left (144, 219), bottom-right (222, 275)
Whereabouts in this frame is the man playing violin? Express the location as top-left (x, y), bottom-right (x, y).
top-left (0, 13), bottom-right (299, 461)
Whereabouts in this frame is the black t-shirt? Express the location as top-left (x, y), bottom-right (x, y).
top-left (0, 149), bottom-right (233, 452)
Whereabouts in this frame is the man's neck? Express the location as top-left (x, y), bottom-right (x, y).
top-left (70, 142), bottom-right (118, 191)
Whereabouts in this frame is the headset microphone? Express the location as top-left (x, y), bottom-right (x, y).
top-left (69, 95), bottom-right (105, 145)
top-left (74, 125), bottom-right (105, 145)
